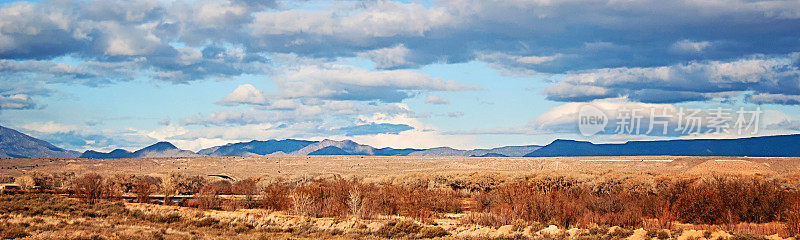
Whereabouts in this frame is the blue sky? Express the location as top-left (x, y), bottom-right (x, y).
top-left (1, 0), bottom-right (800, 152)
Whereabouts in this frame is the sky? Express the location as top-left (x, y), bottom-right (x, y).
top-left (1, 0), bottom-right (800, 152)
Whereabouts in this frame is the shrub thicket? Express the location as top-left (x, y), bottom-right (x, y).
top-left (58, 172), bottom-right (800, 234)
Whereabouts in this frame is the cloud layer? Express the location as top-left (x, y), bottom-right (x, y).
top-left (544, 54), bottom-right (800, 104)
top-left (3, 0), bottom-right (800, 107)
top-left (3, 0), bottom-right (800, 150)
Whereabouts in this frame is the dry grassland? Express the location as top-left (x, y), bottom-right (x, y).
top-left (3, 156), bottom-right (800, 239)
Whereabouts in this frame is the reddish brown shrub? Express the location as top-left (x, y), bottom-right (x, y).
top-left (671, 176), bottom-right (786, 225)
top-left (291, 179), bottom-right (353, 217)
top-left (362, 183), bottom-right (401, 218)
top-left (206, 180), bottom-right (233, 195)
top-left (132, 176), bottom-right (160, 203)
top-left (261, 182), bottom-right (291, 211)
top-left (194, 180), bottom-right (231, 210)
top-left (233, 178), bottom-right (258, 208)
top-left (73, 173), bottom-right (107, 204)
top-left (785, 193), bottom-right (800, 235)
top-left (358, 183), bottom-right (461, 220)
top-left (163, 173), bottom-right (207, 195)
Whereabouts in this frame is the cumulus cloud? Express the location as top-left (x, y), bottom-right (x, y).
top-left (217, 84), bottom-right (269, 106)
top-left (450, 96), bottom-right (800, 140)
top-left (180, 110), bottom-right (285, 126)
top-left (671, 39), bottom-right (713, 54)
top-left (274, 63), bottom-right (480, 102)
top-left (747, 93), bottom-right (800, 105)
top-left (177, 106), bottom-right (476, 150)
top-left (3, 0), bottom-right (800, 148)
top-left (356, 44), bottom-right (415, 69)
top-left (158, 118), bottom-right (170, 126)
top-left (544, 54), bottom-right (800, 104)
top-left (249, 1), bottom-right (456, 40)
top-left (0, 94), bottom-right (36, 110)
top-left (333, 123), bottom-right (413, 136)
top-left (517, 54), bottom-right (563, 65)
top-left (1, 0), bottom-right (799, 76)
top-left (527, 97), bottom-right (800, 139)
top-left (331, 112), bottom-right (477, 149)
top-left (20, 121), bottom-right (157, 151)
top-left (425, 95), bottom-right (450, 105)
top-left (529, 98), bottom-right (681, 133)
top-left (2, 0), bottom-right (799, 109)
top-left (247, 0), bottom-right (800, 73)
top-left (182, 100), bottom-right (413, 127)
top-left (198, 60), bottom-right (477, 131)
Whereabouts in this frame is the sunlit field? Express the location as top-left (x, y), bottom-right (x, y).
top-left (2, 156), bottom-right (800, 239)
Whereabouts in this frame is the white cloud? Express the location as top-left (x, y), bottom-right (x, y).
top-left (101, 22), bottom-right (161, 56)
top-left (183, 100), bottom-right (414, 127)
top-left (250, 1), bottom-right (457, 40)
top-left (545, 54), bottom-right (800, 104)
top-left (357, 44), bottom-right (413, 69)
top-left (671, 39), bottom-right (712, 53)
top-left (19, 121), bottom-right (156, 152)
top-left (21, 121), bottom-right (81, 134)
top-left (425, 95), bottom-right (450, 105)
top-left (176, 46), bottom-right (203, 65)
top-left (330, 112), bottom-right (477, 149)
top-left (748, 93), bottom-right (800, 105)
top-left (0, 94), bottom-right (35, 109)
top-left (192, 0), bottom-right (248, 24)
top-left (517, 54), bottom-right (562, 64)
top-left (217, 84), bottom-right (269, 106)
top-left (526, 97), bottom-right (800, 140)
top-left (274, 62), bottom-right (480, 102)
top-left (529, 98), bottom-right (680, 130)
top-left (543, 84), bottom-right (612, 101)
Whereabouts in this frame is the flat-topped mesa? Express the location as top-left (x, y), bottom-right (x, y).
top-left (525, 134), bottom-right (800, 157)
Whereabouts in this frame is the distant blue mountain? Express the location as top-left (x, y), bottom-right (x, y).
top-left (0, 125), bottom-right (79, 158)
top-left (373, 147), bottom-right (422, 156)
top-left (290, 139), bottom-right (422, 156)
top-left (408, 145), bottom-right (541, 157)
top-left (308, 146), bottom-right (356, 155)
top-left (80, 149), bottom-right (133, 159)
top-left (134, 141), bottom-right (177, 153)
top-left (524, 134), bottom-right (800, 157)
top-left (81, 141), bottom-right (199, 159)
top-left (6, 123), bottom-right (799, 159)
top-left (198, 139), bottom-right (317, 156)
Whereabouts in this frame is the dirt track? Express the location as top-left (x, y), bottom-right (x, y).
top-left (2, 155), bottom-right (799, 179)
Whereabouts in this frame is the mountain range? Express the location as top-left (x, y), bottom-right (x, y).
top-left (0, 125), bottom-right (80, 158)
top-left (2, 124), bottom-right (800, 158)
top-left (80, 142), bottom-right (199, 159)
top-left (524, 134), bottom-right (800, 157)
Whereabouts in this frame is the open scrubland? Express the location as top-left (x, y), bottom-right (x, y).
top-left (2, 155), bottom-right (797, 179)
top-left (2, 156), bottom-right (800, 239)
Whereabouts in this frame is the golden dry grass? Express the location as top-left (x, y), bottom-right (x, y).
top-left (3, 155), bottom-right (800, 180)
top-left (4, 156), bottom-right (800, 239)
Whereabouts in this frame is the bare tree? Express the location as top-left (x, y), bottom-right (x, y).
top-left (132, 176), bottom-right (160, 203)
top-left (73, 173), bottom-right (106, 204)
top-left (195, 180), bottom-right (231, 209)
top-left (233, 178), bottom-right (258, 208)
top-left (261, 182), bottom-right (291, 211)
top-left (348, 188), bottom-right (363, 218)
